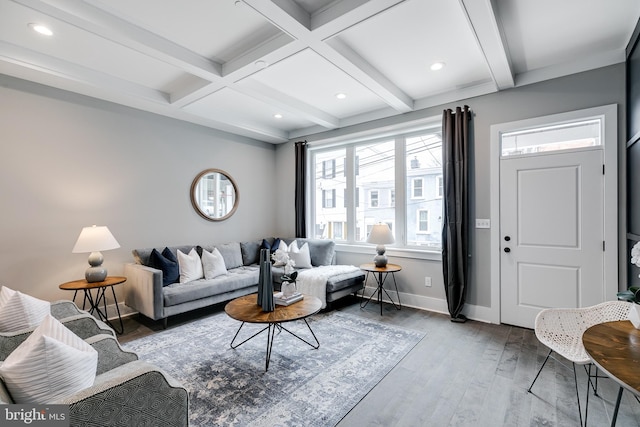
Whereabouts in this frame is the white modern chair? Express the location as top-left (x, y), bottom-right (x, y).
top-left (528, 300), bottom-right (631, 427)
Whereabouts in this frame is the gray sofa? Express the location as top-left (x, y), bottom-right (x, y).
top-left (124, 238), bottom-right (365, 327)
top-left (0, 301), bottom-right (188, 427)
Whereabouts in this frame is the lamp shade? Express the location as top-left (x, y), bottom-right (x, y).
top-left (366, 223), bottom-right (395, 245)
top-left (72, 225), bottom-right (120, 253)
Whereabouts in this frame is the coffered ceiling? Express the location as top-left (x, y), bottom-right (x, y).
top-left (1, 0), bottom-right (638, 143)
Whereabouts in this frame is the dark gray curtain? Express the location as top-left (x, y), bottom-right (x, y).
top-left (442, 106), bottom-right (471, 322)
top-left (295, 141), bottom-right (308, 238)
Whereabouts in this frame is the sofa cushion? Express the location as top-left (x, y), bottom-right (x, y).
top-left (261, 238), bottom-right (281, 256)
top-left (0, 286), bottom-right (50, 332)
top-left (288, 241), bottom-right (312, 269)
top-left (214, 242), bottom-right (244, 269)
top-left (286, 239), bottom-right (335, 266)
top-left (133, 246), bottom-right (195, 267)
top-left (240, 241), bottom-right (260, 265)
top-left (201, 248), bottom-right (227, 279)
top-left (148, 248), bottom-right (179, 287)
top-left (325, 270), bottom-right (366, 293)
top-left (0, 315), bottom-right (98, 403)
top-left (163, 266), bottom-right (259, 307)
top-left (177, 249), bottom-right (204, 283)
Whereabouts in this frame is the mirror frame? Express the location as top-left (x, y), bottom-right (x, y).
top-left (190, 168), bottom-right (239, 221)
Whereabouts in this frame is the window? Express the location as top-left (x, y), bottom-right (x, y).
top-left (332, 221), bottom-right (344, 239)
top-left (405, 132), bottom-right (443, 248)
top-left (322, 189), bottom-right (336, 208)
top-left (370, 190), bottom-right (379, 207)
top-left (417, 209), bottom-right (429, 232)
top-left (501, 119), bottom-right (601, 157)
top-left (322, 159), bottom-right (336, 178)
top-left (310, 121), bottom-right (443, 251)
top-left (412, 178), bottom-right (423, 198)
top-left (436, 175), bottom-right (443, 198)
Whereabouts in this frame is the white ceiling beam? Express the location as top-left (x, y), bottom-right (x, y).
top-left (0, 41), bottom-right (168, 103)
top-left (237, 79), bottom-right (340, 129)
top-left (244, 0), bottom-right (413, 113)
top-left (13, 0), bottom-right (223, 81)
top-left (322, 38), bottom-right (413, 112)
top-left (311, 0), bottom-right (405, 39)
top-left (222, 34), bottom-right (301, 80)
top-left (459, 0), bottom-right (514, 90)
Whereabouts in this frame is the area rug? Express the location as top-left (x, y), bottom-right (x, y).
top-left (123, 309), bottom-right (424, 427)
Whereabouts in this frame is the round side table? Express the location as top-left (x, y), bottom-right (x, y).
top-left (59, 276), bottom-right (126, 334)
top-left (359, 263), bottom-right (402, 315)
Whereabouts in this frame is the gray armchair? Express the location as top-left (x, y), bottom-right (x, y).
top-left (0, 301), bottom-right (189, 427)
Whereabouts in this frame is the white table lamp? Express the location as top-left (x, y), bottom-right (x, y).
top-left (72, 225), bottom-right (120, 282)
top-left (367, 223), bottom-right (395, 268)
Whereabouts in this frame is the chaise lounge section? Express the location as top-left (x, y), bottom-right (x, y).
top-left (124, 238), bottom-right (365, 327)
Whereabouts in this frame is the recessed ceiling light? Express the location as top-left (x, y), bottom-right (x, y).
top-left (274, 113), bottom-right (283, 119)
top-left (430, 62), bottom-right (445, 71)
top-left (335, 93), bottom-right (347, 100)
top-left (28, 23), bottom-right (53, 36)
top-left (255, 60), bottom-right (268, 69)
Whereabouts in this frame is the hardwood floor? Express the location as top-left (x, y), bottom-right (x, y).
top-left (117, 297), bottom-right (640, 426)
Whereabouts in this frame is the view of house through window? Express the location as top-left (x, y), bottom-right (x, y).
top-left (311, 124), bottom-right (443, 250)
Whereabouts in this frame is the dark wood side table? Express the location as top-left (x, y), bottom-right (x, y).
top-left (59, 276), bottom-right (126, 334)
top-left (359, 263), bottom-right (402, 315)
top-left (225, 293), bottom-right (322, 371)
top-left (582, 320), bottom-right (640, 426)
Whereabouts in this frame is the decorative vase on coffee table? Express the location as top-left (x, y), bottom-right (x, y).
top-left (257, 248), bottom-right (274, 312)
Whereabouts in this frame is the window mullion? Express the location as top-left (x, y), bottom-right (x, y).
top-left (395, 136), bottom-right (406, 245)
top-left (345, 146), bottom-right (356, 242)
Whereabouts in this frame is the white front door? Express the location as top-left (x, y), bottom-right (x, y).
top-left (499, 149), bottom-right (604, 328)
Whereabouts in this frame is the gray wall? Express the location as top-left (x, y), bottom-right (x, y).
top-left (0, 63), bottom-right (626, 321)
top-left (275, 64), bottom-right (626, 319)
top-left (0, 76), bottom-right (277, 303)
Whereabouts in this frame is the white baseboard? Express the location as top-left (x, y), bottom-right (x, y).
top-left (361, 285), bottom-right (496, 324)
top-left (103, 302), bottom-right (137, 322)
top-left (104, 291), bottom-right (496, 325)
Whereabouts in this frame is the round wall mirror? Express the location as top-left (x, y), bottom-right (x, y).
top-left (190, 169), bottom-right (239, 221)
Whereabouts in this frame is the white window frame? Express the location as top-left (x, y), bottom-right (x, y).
top-left (307, 115), bottom-right (443, 260)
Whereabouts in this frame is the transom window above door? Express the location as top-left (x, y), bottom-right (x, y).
top-left (501, 118), bottom-right (601, 157)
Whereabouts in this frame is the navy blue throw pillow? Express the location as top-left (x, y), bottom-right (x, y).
top-left (261, 238), bottom-right (281, 253)
top-left (149, 247), bottom-right (179, 287)
top-left (260, 238), bottom-right (281, 264)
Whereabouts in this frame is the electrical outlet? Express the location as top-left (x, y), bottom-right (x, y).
top-left (424, 276), bottom-right (432, 287)
top-left (476, 218), bottom-right (491, 229)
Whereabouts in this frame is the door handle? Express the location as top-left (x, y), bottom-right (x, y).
top-left (504, 247), bottom-right (511, 253)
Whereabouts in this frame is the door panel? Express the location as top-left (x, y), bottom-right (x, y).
top-left (500, 149), bottom-right (603, 328)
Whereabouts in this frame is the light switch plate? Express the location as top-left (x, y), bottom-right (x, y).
top-left (476, 219), bottom-right (491, 229)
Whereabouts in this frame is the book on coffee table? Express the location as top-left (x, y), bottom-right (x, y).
top-left (274, 292), bottom-right (303, 306)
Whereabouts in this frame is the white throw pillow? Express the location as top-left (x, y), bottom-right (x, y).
top-left (177, 248), bottom-right (204, 283)
top-left (201, 248), bottom-right (227, 279)
top-left (288, 241), bottom-right (312, 269)
top-left (0, 286), bottom-right (50, 332)
top-left (0, 314), bottom-right (98, 403)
